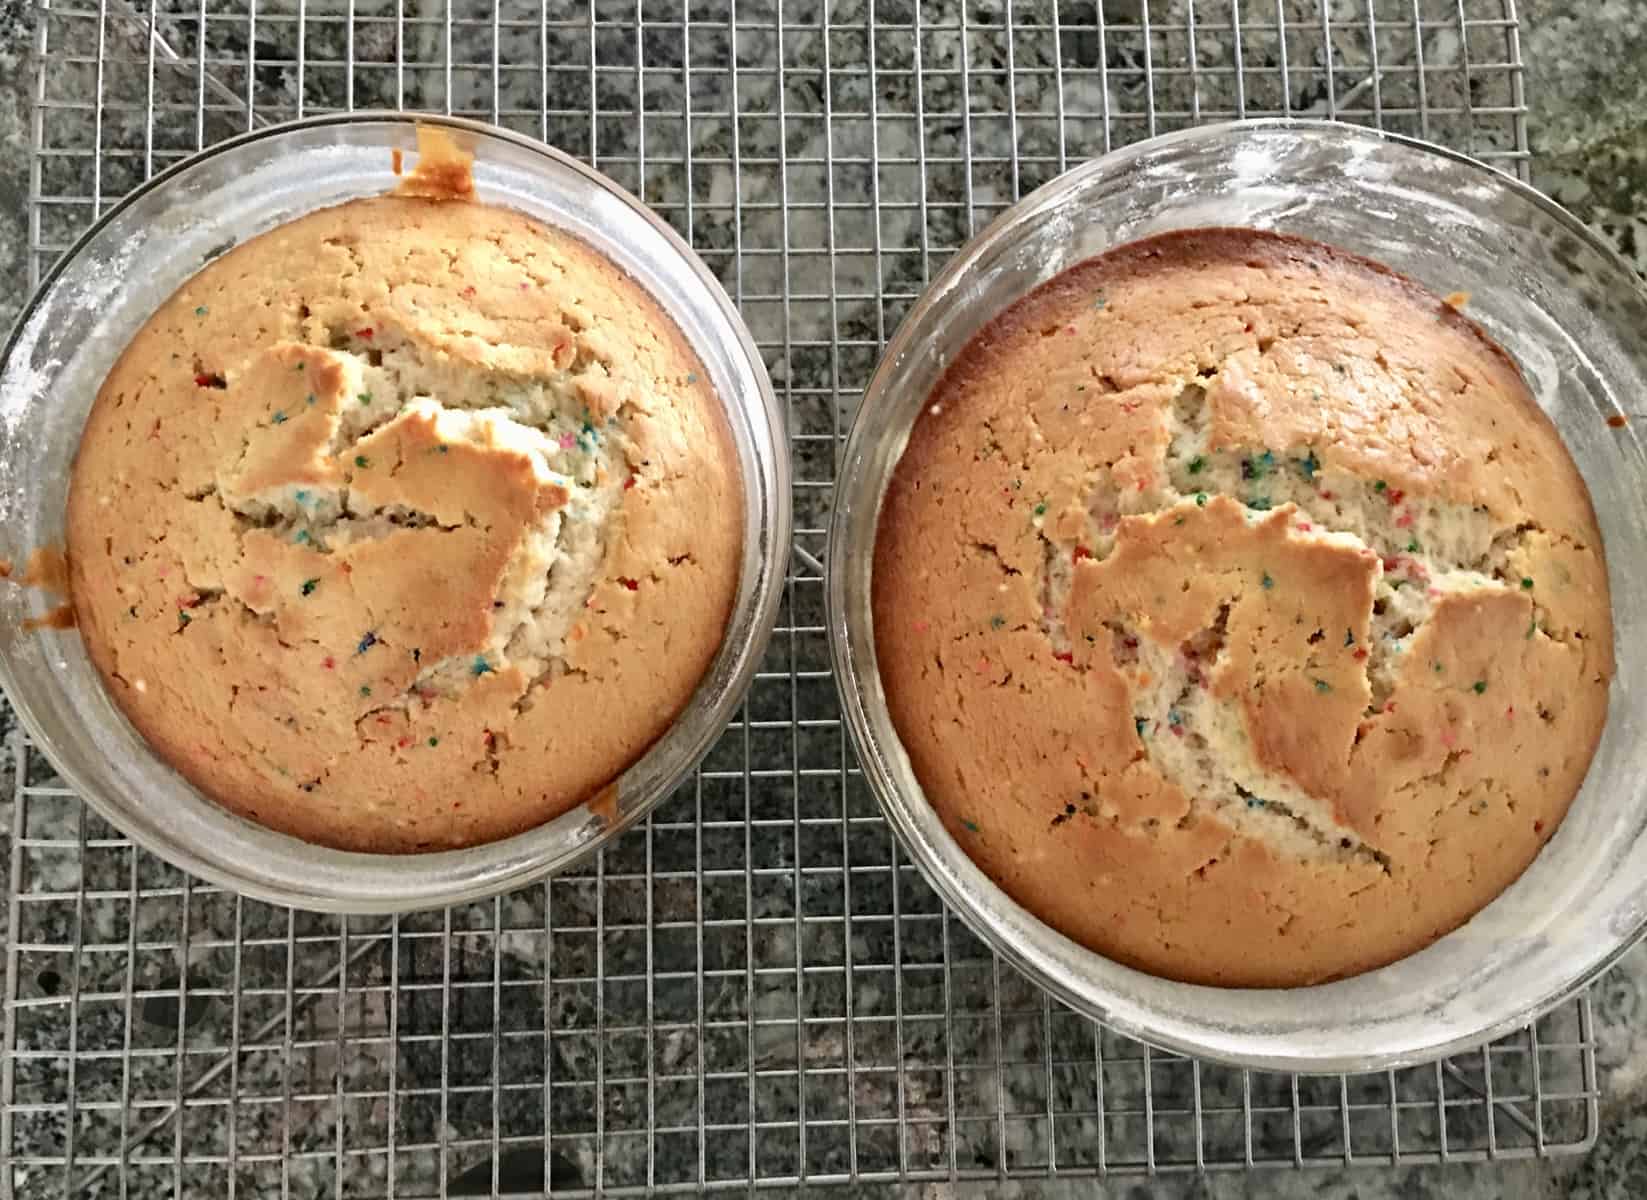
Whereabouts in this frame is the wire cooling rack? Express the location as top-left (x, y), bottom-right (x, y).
top-left (3, 0), bottom-right (1600, 1195)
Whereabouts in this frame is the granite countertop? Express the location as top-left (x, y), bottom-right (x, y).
top-left (1, 1), bottom-right (1645, 1197)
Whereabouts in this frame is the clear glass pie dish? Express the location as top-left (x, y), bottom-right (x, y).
top-left (827, 119), bottom-right (1647, 1072)
top-left (0, 113), bottom-right (790, 912)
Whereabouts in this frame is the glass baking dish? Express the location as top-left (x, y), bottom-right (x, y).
top-left (828, 120), bottom-right (1647, 1072)
top-left (0, 113), bottom-right (790, 912)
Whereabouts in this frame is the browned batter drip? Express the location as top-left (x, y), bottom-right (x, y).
top-left (392, 126), bottom-right (477, 202)
top-left (23, 604), bottom-right (76, 631)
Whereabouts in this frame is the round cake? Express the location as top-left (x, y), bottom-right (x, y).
top-left (67, 193), bottom-right (741, 852)
top-left (873, 228), bottom-right (1614, 987)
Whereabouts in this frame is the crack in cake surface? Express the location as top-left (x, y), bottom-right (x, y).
top-left (198, 325), bottom-right (629, 711)
top-left (1030, 367), bottom-right (1557, 867)
top-left (1120, 609), bottom-right (1391, 871)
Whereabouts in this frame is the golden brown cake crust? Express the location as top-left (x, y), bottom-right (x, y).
top-left (873, 228), bottom-right (1614, 987)
top-left (68, 195), bottom-right (741, 853)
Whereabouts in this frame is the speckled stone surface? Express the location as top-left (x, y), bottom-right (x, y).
top-left (1, 1), bottom-right (1645, 1197)
top-left (1523, 0), bottom-right (1647, 277)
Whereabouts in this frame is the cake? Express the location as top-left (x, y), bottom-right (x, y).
top-left (66, 187), bottom-right (741, 853)
top-left (873, 229), bottom-right (1614, 987)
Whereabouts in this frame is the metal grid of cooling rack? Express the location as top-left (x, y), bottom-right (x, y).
top-left (2, 0), bottom-right (1597, 1196)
